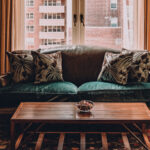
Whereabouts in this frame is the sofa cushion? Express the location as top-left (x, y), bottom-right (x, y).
top-left (129, 52), bottom-right (149, 82)
top-left (61, 45), bottom-right (120, 86)
top-left (97, 52), bottom-right (133, 85)
top-left (6, 52), bottom-right (34, 83)
top-left (0, 82), bottom-right (77, 95)
top-left (78, 81), bottom-right (150, 102)
top-left (0, 82), bottom-right (78, 106)
top-left (122, 49), bottom-right (150, 82)
top-left (31, 51), bottom-right (63, 84)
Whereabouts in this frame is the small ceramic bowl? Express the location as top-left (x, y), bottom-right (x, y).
top-left (76, 100), bottom-right (94, 112)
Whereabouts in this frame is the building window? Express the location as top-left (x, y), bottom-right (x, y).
top-left (26, 25), bottom-right (34, 32)
top-left (57, 26), bottom-right (61, 32)
top-left (44, 0), bottom-right (60, 6)
top-left (56, 0), bottom-right (61, 6)
top-left (110, 0), bottom-right (117, 9)
top-left (53, 14), bottom-right (57, 19)
top-left (26, 38), bottom-right (34, 46)
top-left (41, 39), bottom-right (63, 46)
top-left (48, 26), bottom-right (52, 32)
top-left (53, 0), bottom-right (56, 6)
top-left (26, 0), bottom-right (34, 6)
top-left (42, 13), bottom-right (62, 19)
top-left (26, 13), bottom-right (34, 19)
top-left (57, 13), bottom-right (61, 19)
top-left (42, 26), bottom-right (48, 32)
top-left (48, 39), bottom-right (53, 45)
top-left (111, 17), bottom-right (118, 27)
top-left (41, 26), bottom-right (63, 32)
top-left (48, 14), bottom-right (53, 19)
top-left (53, 26), bottom-right (57, 32)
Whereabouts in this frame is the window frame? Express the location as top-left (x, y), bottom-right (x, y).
top-left (26, 0), bottom-right (34, 7)
top-left (26, 13), bottom-right (34, 19)
top-left (110, 17), bottom-right (118, 27)
top-left (26, 25), bottom-right (34, 33)
top-left (110, 0), bottom-right (117, 10)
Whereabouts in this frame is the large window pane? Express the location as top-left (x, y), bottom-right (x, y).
top-left (24, 0), bottom-right (72, 50)
top-left (84, 0), bottom-right (134, 50)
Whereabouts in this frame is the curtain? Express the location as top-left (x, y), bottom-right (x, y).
top-left (0, 0), bottom-right (24, 75)
top-left (123, 0), bottom-right (145, 50)
top-left (13, 0), bottom-right (25, 50)
top-left (0, 0), bottom-right (13, 75)
top-left (146, 0), bottom-right (150, 50)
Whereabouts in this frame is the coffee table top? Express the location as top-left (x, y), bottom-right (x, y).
top-left (11, 102), bottom-right (150, 123)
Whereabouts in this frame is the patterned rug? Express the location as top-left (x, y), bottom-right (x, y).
top-left (0, 115), bottom-right (150, 150)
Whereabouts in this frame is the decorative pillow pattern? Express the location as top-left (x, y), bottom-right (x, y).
top-left (128, 52), bottom-right (150, 82)
top-left (97, 52), bottom-right (133, 85)
top-left (31, 51), bottom-right (63, 84)
top-left (6, 52), bottom-right (34, 83)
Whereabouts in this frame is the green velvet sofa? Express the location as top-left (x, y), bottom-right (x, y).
top-left (0, 45), bottom-right (150, 107)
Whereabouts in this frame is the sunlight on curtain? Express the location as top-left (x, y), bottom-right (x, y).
top-left (123, 0), bottom-right (144, 50)
top-left (12, 0), bottom-right (25, 50)
top-left (0, 0), bottom-right (13, 74)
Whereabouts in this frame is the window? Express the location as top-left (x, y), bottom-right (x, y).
top-left (53, 14), bottom-right (56, 19)
top-left (48, 0), bottom-right (52, 6)
top-left (42, 39), bottom-right (62, 45)
top-left (24, 0), bottom-right (139, 50)
top-left (53, 0), bottom-right (56, 6)
top-left (57, 13), bottom-right (61, 19)
top-left (48, 26), bottom-right (52, 32)
top-left (57, 26), bottom-right (61, 32)
top-left (111, 17), bottom-right (118, 27)
top-left (44, 0), bottom-right (59, 6)
top-left (48, 14), bottom-right (53, 19)
top-left (26, 13), bottom-right (34, 19)
top-left (42, 13), bottom-right (62, 19)
top-left (110, 0), bottom-right (117, 9)
top-left (53, 26), bottom-right (57, 32)
top-left (26, 0), bottom-right (34, 6)
top-left (48, 39), bottom-right (53, 45)
top-left (42, 26), bottom-right (48, 32)
top-left (26, 26), bottom-right (34, 32)
top-left (57, 0), bottom-right (61, 6)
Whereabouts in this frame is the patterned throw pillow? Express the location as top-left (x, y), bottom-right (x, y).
top-left (97, 52), bottom-right (133, 85)
top-left (6, 52), bottom-right (34, 83)
top-left (128, 52), bottom-right (150, 82)
top-left (122, 49), bottom-right (150, 82)
top-left (31, 51), bottom-right (63, 84)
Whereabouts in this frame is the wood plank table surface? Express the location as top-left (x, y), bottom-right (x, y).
top-left (10, 102), bottom-right (150, 150)
top-left (11, 102), bottom-right (150, 123)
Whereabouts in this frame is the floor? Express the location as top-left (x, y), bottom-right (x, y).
top-left (0, 114), bottom-right (150, 150)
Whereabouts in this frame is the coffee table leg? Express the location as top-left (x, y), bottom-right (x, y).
top-left (11, 121), bottom-right (15, 150)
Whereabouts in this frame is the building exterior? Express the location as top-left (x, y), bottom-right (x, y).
top-left (84, 0), bottom-right (123, 49)
top-left (25, 0), bottom-right (66, 50)
top-left (25, 0), bottom-right (133, 50)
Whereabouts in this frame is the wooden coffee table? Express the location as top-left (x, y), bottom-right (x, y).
top-left (11, 102), bottom-right (150, 150)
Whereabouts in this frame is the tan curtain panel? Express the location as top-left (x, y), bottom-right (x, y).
top-left (146, 0), bottom-right (150, 50)
top-left (0, 0), bottom-right (24, 75)
top-left (133, 0), bottom-right (145, 50)
top-left (13, 0), bottom-right (25, 50)
top-left (0, 0), bottom-right (13, 75)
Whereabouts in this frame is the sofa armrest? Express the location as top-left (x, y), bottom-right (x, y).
top-left (0, 73), bottom-right (12, 87)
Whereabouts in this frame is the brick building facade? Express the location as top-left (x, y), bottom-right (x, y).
top-left (25, 0), bottom-right (131, 50)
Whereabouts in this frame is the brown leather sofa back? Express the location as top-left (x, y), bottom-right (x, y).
top-left (61, 45), bottom-right (120, 86)
top-left (11, 45), bottom-right (120, 86)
